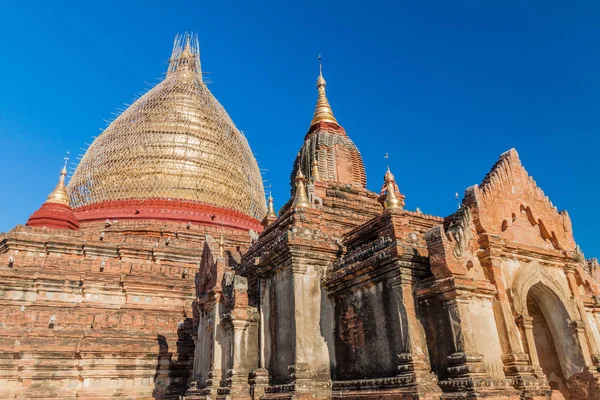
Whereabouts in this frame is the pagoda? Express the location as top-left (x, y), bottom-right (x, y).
top-left (1, 34), bottom-right (600, 400)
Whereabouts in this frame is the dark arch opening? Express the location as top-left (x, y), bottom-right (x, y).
top-left (526, 282), bottom-right (586, 399)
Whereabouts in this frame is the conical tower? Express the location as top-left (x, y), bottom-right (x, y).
top-left (290, 60), bottom-right (366, 190)
top-left (68, 33), bottom-right (266, 232)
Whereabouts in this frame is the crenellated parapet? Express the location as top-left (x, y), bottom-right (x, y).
top-left (464, 148), bottom-right (575, 252)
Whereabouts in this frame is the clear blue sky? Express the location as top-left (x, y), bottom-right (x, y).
top-left (1, 1), bottom-right (598, 257)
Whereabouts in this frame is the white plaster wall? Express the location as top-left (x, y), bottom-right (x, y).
top-left (587, 311), bottom-right (600, 355)
top-left (594, 313), bottom-right (600, 355)
top-left (293, 265), bottom-right (333, 379)
top-left (465, 297), bottom-right (505, 378)
top-left (500, 258), bottom-right (521, 290)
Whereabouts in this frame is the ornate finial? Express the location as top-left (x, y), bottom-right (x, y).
top-left (311, 157), bottom-right (321, 182)
top-left (180, 36), bottom-right (193, 58)
top-left (310, 55), bottom-right (338, 127)
top-left (168, 33), bottom-right (202, 80)
top-left (384, 182), bottom-right (401, 210)
top-left (318, 54), bottom-right (324, 80)
top-left (384, 166), bottom-right (394, 184)
top-left (46, 152), bottom-right (71, 206)
top-left (292, 169), bottom-right (310, 208)
top-left (267, 194), bottom-right (277, 218)
top-left (383, 168), bottom-right (401, 210)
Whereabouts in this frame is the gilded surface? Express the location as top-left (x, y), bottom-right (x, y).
top-left (46, 159), bottom-right (70, 206)
top-left (310, 69), bottom-right (338, 126)
top-left (68, 34), bottom-right (266, 220)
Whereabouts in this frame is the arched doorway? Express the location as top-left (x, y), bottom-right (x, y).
top-left (526, 283), bottom-right (586, 399)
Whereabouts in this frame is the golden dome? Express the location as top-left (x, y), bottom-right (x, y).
top-left (68, 34), bottom-right (266, 221)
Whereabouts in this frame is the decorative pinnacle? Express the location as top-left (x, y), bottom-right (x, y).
top-left (311, 157), bottom-right (321, 182)
top-left (383, 168), bottom-right (401, 210)
top-left (384, 166), bottom-right (394, 184)
top-left (310, 55), bottom-right (338, 127)
top-left (168, 33), bottom-right (202, 80)
top-left (267, 194), bottom-right (277, 218)
top-left (292, 169), bottom-right (310, 208)
top-left (180, 36), bottom-right (193, 58)
top-left (46, 152), bottom-right (71, 206)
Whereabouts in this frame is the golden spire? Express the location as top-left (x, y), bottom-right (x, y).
top-left (310, 56), bottom-right (338, 127)
top-left (46, 154), bottom-right (71, 206)
top-left (292, 169), bottom-right (310, 208)
top-left (384, 167), bottom-right (394, 184)
top-left (267, 194), bottom-right (277, 218)
top-left (383, 167), bottom-right (400, 210)
top-left (311, 157), bottom-right (321, 182)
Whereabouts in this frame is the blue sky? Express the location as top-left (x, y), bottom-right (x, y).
top-left (1, 1), bottom-right (598, 256)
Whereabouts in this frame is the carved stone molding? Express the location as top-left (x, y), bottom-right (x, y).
top-left (511, 260), bottom-right (579, 320)
top-left (438, 376), bottom-right (513, 392)
top-left (332, 374), bottom-right (416, 389)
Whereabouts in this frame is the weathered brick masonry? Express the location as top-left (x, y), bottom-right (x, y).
top-left (2, 34), bottom-right (600, 400)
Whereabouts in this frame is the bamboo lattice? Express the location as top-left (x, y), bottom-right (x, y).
top-left (68, 33), bottom-right (266, 220)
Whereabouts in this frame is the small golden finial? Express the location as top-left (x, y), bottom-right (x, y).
top-left (383, 168), bottom-right (401, 210)
top-left (311, 157), bottom-right (321, 182)
top-left (292, 169), bottom-right (310, 208)
top-left (384, 166), bottom-right (394, 184)
top-left (267, 193), bottom-right (277, 218)
top-left (310, 55), bottom-right (338, 127)
top-left (46, 152), bottom-right (71, 206)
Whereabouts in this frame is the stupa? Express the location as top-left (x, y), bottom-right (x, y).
top-left (1, 33), bottom-right (600, 400)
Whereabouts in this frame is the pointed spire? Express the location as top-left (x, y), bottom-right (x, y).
top-left (384, 166), bottom-right (394, 185)
top-left (26, 152), bottom-right (79, 230)
top-left (310, 56), bottom-right (338, 127)
top-left (267, 194), bottom-right (277, 218)
top-left (167, 33), bottom-right (202, 80)
top-left (180, 36), bottom-right (193, 58)
top-left (382, 167), bottom-right (402, 210)
top-left (292, 169), bottom-right (310, 208)
top-left (46, 154), bottom-right (70, 206)
top-left (262, 193), bottom-right (278, 228)
top-left (311, 157), bottom-right (321, 182)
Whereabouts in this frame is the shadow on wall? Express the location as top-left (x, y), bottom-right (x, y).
top-left (153, 318), bottom-right (195, 399)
